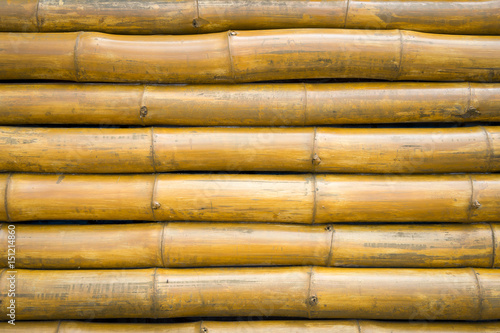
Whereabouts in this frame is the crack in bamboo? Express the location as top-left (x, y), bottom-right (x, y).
top-left (343, 0), bottom-right (351, 29)
top-left (490, 223), bottom-right (498, 268)
top-left (3, 174), bottom-right (11, 222)
top-left (470, 268), bottom-right (484, 321)
top-left (325, 225), bottom-right (335, 267)
top-left (481, 125), bottom-right (494, 173)
top-left (73, 31), bottom-right (83, 82)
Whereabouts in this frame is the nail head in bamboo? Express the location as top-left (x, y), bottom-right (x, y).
top-left (0, 83), bottom-right (499, 125)
top-left (1, 30), bottom-right (499, 83)
top-left (0, 223), bottom-right (497, 269)
top-left (1, 0), bottom-right (499, 35)
top-left (1, 267), bottom-right (499, 320)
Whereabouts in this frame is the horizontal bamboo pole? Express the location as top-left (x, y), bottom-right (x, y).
top-left (1, 82), bottom-right (500, 126)
top-left (1, 0), bottom-right (498, 35)
top-left (0, 173), bottom-right (499, 223)
top-left (1, 30), bottom-right (499, 83)
top-left (1, 267), bottom-right (498, 320)
top-left (1, 223), bottom-right (498, 269)
top-left (2, 126), bottom-right (499, 174)
top-left (2, 320), bottom-right (500, 333)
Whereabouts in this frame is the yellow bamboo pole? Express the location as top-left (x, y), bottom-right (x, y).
top-left (0, 173), bottom-right (499, 223)
top-left (1, 0), bottom-right (498, 35)
top-left (1, 30), bottom-right (499, 83)
top-left (1, 223), bottom-right (498, 269)
top-left (2, 320), bottom-right (500, 332)
top-left (1, 82), bottom-right (498, 126)
top-left (1, 267), bottom-right (498, 320)
top-left (2, 126), bottom-right (499, 174)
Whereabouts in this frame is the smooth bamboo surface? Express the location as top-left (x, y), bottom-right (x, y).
top-left (1, 267), bottom-right (498, 320)
top-left (1, 30), bottom-right (499, 83)
top-left (1, 126), bottom-right (499, 174)
top-left (1, 173), bottom-right (499, 223)
top-left (2, 320), bottom-right (500, 333)
top-left (1, 223), bottom-right (498, 269)
top-left (1, 82), bottom-right (500, 125)
top-left (1, 0), bottom-right (498, 35)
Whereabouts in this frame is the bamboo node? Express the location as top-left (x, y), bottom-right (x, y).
top-left (472, 201), bottom-right (482, 209)
top-left (462, 106), bottom-right (481, 119)
top-left (308, 295), bottom-right (318, 306)
top-left (152, 201), bottom-right (161, 210)
top-left (140, 106), bottom-right (148, 118)
top-left (312, 154), bottom-right (322, 166)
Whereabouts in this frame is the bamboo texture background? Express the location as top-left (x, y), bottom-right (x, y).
top-left (0, 0), bottom-right (499, 330)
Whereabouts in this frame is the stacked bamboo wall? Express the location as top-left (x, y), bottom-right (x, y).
top-left (1, 0), bottom-right (499, 331)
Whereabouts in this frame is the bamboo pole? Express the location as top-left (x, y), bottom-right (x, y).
top-left (0, 0), bottom-right (498, 35)
top-left (1, 30), bottom-right (499, 83)
top-left (0, 173), bottom-right (499, 223)
top-left (2, 320), bottom-right (500, 332)
top-left (1, 267), bottom-right (498, 320)
top-left (0, 82), bottom-right (499, 126)
top-left (1, 126), bottom-right (499, 174)
top-left (1, 223), bottom-right (498, 269)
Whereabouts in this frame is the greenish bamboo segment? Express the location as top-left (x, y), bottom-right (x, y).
top-left (1, 30), bottom-right (499, 83)
top-left (2, 320), bottom-right (500, 332)
top-left (1, 223), bottom-right (498, 269)
top-left (1, 126), bottom-right (499, 174)
top-left (0, 0), bottom-right (498, 35)
top-left (1, 83), bottom-right (498, 126)
top-left (1, 267), bottom-right (499, 320)
top-left (1, 173), bottom-right (499, 223)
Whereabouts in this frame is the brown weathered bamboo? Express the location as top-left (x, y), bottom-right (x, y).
top-left (1, 82), bottom-right (499, 126)
top-left (2, 320), bottom-right (500, 332)
top-left (0, 173), bottom-right (499, 223)
top-left (1, 30), bottom-right (499, 83)
top-left (1, 267), bottom-right (498, 320)
top-left (1, 0), bottom-right (498, 35)
top-left (1, 223), bottom-right (498, 269)
top-left (2, 126), bottom-right (499, 174)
